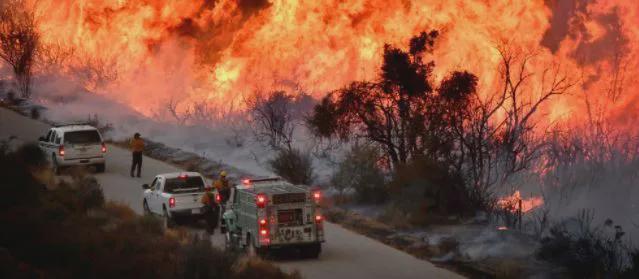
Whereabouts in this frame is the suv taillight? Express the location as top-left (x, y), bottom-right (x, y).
top-left (101, 142), bottom-right (107, 153)
top-left (169, 197), bottom-right (175, 208)
top-left (256, 193), bottom-right (266, 208)
top-left (315, 214), bottom-right (323, 223)
top-left (58, 145), bottom-right (65, 157)
top-left (313, 191), bottom-right (321, 203)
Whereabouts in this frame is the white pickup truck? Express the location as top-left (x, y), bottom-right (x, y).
top-left (142, 172), bottom-right (209, 228)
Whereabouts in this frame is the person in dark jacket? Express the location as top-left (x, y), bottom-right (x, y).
top-left (201, 186), bottom-right (219, 235)
top-left (129, 133), bottom-right (144, 177)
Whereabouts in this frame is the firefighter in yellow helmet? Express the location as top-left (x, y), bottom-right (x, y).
top-left (214, 171), bottom-right (231, 204)
top-left (201, 184), bottom-right (219, 235)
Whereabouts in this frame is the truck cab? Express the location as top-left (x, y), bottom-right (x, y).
top-left (222, 178), bottom-right (324, 258)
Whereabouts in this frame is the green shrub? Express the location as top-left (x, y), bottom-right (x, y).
top-left (331, 144), bottom-right (386, 203)
top-left (388, 157), bottom-right (472, 221)
top-left (268, 148), bottom-right (314, 185)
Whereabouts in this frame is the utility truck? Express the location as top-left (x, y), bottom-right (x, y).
top-left (222, 178), bottom-right (325, 258)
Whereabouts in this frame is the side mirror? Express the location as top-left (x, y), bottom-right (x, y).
top-left (38, 136), bottom-right (46, 142)
top-left (142, 184), bottom-right (149, 190)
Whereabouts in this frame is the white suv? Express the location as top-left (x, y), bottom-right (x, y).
top-left (38, 124), bottom-right (107, 174)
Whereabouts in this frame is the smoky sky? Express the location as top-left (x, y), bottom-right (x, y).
top-left (541, 0), bottom-right (628, 66)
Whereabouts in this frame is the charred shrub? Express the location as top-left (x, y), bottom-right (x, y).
top-left (268, 148), bottom-right (315, 185)
top-left (537, 212), bottom-right (638, 278)
top-left (331, 144), bottom-right (386, 203)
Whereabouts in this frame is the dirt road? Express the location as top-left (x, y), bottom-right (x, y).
top-left (1, 107), bottom-right (464, 279)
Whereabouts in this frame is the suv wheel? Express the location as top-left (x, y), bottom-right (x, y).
top-left (95, 163), bottom-right (106, 173)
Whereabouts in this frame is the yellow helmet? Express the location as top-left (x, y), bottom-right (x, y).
top-left (220, 171), bottom-right (227, 177)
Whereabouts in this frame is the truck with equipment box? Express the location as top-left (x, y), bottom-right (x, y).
top-left (222, 178), bottom-right (325, 258)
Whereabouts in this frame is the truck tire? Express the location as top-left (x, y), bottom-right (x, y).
top-left (301, 243), bottom-right (321, 259)
top-left (163, 208), bottom-right (176, 229)
top-left (143, 200), bottom-right (151, 216)
top-left (220, 218), bottom-right (227, 234)
top-left (52, 154), bottom-right (61, 175)
top-left (95, 163), bottom-right (105, 173)
top-left (246, 235), bottom-right (266, 258)
top-left (225, 231), bottom-right (236, 251)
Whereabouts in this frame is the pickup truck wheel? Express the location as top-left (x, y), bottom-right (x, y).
top-left (163, 208), bottom-right (175, 229)
top-left (143, 200), bottom-right (151, 216)
top-left (52, 155), bottom-right (61, 175)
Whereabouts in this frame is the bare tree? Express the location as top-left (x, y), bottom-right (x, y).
top-left (246, 90), bottom-right (297, 150)
top-left (36, 42), bottom-right (76, 74)
top-left (166, 97), bottom-right (192, 125)
top-left (458, 47), bottom-right (576, 207)
top-left (72, 56), bottom-right (118, 91)
top-left (0, 0), bottom-right (39, 98)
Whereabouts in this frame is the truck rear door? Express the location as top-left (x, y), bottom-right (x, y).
top-left (63, 130), bottom-right (103, 160)
top-left (271, 193), bottom-right (318, 244)
top-left (164, 176), bottom-right (205, 212)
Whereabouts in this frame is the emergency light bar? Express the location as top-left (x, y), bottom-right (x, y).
top-left (242, 177), bottom-right (282, 185)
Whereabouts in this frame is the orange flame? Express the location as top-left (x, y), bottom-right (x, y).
top-left (497, 190), bottom-right (544, 213)
top-left (7, 0), bottom-right (637, 126)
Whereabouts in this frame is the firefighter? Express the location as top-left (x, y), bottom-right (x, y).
top-left (201, 185), bottom-right (219, 235)
top-left (214, 171), bottom-right (231, 204)
top-left (129, 133), bottom-right (144, 178)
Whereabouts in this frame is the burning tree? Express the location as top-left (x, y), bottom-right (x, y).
top-left (0, 0), bottom-right (38, 98)
top-left (308, 32), bottom-right (575, 210)
top-left (307, 31), bottom-right (457, 165)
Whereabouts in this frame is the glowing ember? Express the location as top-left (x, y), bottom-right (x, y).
top-left (497, 191), bottom-right (544, 213)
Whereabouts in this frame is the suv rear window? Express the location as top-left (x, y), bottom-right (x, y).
top-left (164, 177), bottom-right (205, 194)
top-left (64, 130), bottom-right (101, 144)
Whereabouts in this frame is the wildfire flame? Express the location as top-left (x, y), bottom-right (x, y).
top-left (497, 190), bottom-right (544, 213)
top-left (5, 0), bottom-right (638, 125)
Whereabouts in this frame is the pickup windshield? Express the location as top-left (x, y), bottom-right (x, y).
top-left (164, 177), bottom-right (205, 194)
top-left (64, 130), bottom-right (101, 144)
